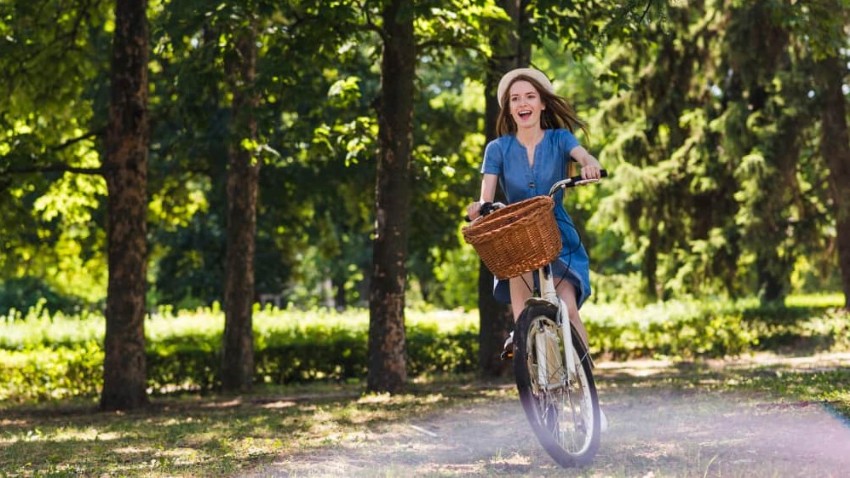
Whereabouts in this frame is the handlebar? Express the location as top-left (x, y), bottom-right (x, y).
top-left (547, 169), bottom-right (608, 196)
top-left (465, 169), bottom-right (608, 222)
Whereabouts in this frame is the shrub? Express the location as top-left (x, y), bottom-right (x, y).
top-left (0, 341), bottom-right (103, 402)
top-left (1, 296), bottom-right (846, 402)
top-left (0, 278), bottom-right (86, 317)
top-left (584, 300), bottom-right (759, 360)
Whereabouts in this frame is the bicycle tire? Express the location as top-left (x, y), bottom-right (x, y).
top-left (513, 302), bottom-right (601, 467)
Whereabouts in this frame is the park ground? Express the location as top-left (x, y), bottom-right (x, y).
top-left (244, 352), bottom-right (850, 477)
top-left (3, 351), bottom-right (849, 477)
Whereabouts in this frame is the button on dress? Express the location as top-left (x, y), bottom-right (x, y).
top-left (481, 128), bottom-right (592, 308)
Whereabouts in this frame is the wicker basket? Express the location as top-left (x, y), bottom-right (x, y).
top-left (462, 196), bottom-right (562, 280)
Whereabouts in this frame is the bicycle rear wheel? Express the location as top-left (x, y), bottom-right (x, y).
top-left (513, 303), bottom-right (601, 467)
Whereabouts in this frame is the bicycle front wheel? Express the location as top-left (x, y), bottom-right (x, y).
top-left (513, 303), bottom-right (601, 467)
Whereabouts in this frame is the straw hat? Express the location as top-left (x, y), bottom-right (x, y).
top-left (496, 68), bottom-right (555, 108)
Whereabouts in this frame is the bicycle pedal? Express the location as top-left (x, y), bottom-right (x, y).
top-left (500, 331), bottom-right (514, 361)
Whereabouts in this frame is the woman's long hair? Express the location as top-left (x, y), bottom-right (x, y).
top-left (495, 74), bottom-right (588, 138)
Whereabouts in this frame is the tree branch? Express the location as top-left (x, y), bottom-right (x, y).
top-left (0, 127), bottom-right (106, 177)
top-left (416, 38), bottom-right (487, 54)
top-left (50, 128), bottom-right (104, 152)
top-left (640, 0), bottom-right (654, 23)
top-left (357, 0), bottom-right (385, 39)
top-left (1, 163), bottom-right (105, 176)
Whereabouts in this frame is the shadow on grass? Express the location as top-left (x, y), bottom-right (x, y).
top-left (596, 353), bottom-right (850, 417)
top-left (740, 304), bottom-right (849, 356)
top-left (0, 376), bottom-right (516, 477)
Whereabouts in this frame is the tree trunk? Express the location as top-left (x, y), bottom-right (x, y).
top-left (477, 262), bottom-right (512, 376)
top-left (477, 0), bottom-right (531, 378)
top-left (221, 24), bottom-right (260, 392)
top-left (333, 278), bottom-right (347, 311)
top-left (100, 0), bottom-right (150, 412)
top-left (644, 217), bottom-right (659, 299)
top-left (815, 54), bottom-right (850, 310)
top-left (367, 0), bottom-right (415, 394)
top-left (758, 109), bottom-right (801, 305)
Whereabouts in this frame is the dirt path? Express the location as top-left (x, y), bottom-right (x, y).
top-left (245, 355), bottom-right (850, 477)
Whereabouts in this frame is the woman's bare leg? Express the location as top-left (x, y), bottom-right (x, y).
top-left (508, 272), bottom-right (534, 320)
top-left (556, 280), bottom-right (590, 350)
top-left (506, 273), bottom-right (591, 361)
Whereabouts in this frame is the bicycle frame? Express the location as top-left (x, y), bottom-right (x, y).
top-left (530, 266), bottom-right (577, 385)
top-left (539, 173), bottom-right (607, 383)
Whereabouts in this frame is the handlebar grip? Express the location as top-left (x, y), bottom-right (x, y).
top-left (480, 202), bottom-right (498, 216)
top-left (464, 201), bottom-right (494, 222)
top-left (464, 201), bottom-right (504, 222)
top-left (567, 169), bottom-right (607, 183)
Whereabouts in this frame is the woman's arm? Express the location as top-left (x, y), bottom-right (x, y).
top-left (466, 174), bottom-right (499, 220)
top-left (479, 174), bottom-right (498, 203)
top-left (569, 145), bottom-right (603, 180)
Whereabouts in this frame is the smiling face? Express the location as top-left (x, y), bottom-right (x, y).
top-left (508, 80), bottom-right (545, 130)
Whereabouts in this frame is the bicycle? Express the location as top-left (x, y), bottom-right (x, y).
top-left (463, 170), bottom-right (607, 467)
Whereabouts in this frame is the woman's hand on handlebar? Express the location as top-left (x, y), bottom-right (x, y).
top-left (571, 147), bottom-right (603, 181)
top-left (581, 161), bottom-right (603, 181)
top-left (466, 200), bottom-right (483, 221)
top-left (465, 200), bottom-right (505, 221)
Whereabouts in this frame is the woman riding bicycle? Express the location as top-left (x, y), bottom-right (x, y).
top-left (465, 67), bottom-right (603, 357)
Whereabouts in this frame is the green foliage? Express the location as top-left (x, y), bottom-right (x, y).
top-left (0, 0), bottom-right (111, 306)
top-left (0, 280), bottom-right (86, 317)
top-left (0, 301), bottom-right (103, 349)
top-left (587, 296), bottom-right (849, 361)
top-left (407, 324), bottom-right (478, 376)
top-left (1, 0), bottom-right (847, 315)
top-left (742, 303), bottom-right (850, 353)
top-left (431, 239), bottom-right (480, 310)
top-left (582, 0), bottom-right (848, 303)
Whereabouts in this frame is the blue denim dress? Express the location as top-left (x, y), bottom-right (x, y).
top-left (481, 128), bottom-right (591, 308)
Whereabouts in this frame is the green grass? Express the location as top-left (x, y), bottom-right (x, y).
top-left (784, 292), bottom-right (846, 308)
top-left (734, 365), bottom-right (850, 418)
top-left (0, 307), bottom-right (482, 402)
top-left (0, 376), bottom-right (515, 477)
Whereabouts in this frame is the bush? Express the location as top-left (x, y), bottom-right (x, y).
top-left (0, 279), bottom-right (86, 317)
top-left (1, 308), bottom-right (479, 401)
top-left (1, 297), bottom-right (846, 403)
top-left (0, 341), bottom-right (103, 402)
top-left (585, 300), bottom-right (759, 360)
